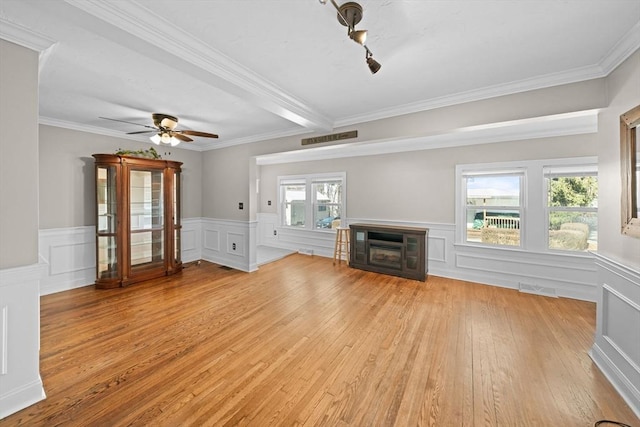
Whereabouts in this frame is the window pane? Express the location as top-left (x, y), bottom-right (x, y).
top-left (282, 184), bottom-right (306, 227)
top-left (548, 176), bottom-right (598, 208)
top-left (466, 208), bottom-right (521, 245)
top-left (548, 211), bottom-right (597, 251)
top-left (465, 174), bottom-right (521, 246)
top-left (547, 175), bottom-right (598, 251)
top-left (466, 175), bottom-right (521, 206)
top-left (313, 181), bottom-right (342, 229)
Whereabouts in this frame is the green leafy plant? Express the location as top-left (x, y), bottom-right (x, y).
top-left (115, 146), bottom-right (161, 159)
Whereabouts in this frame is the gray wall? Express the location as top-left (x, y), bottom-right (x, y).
top-left (258, 134), bottom-right (597, 224)
top-left (597, 50), bottom-right (640, 270)
top-left (0, 39), bottom-right (39, 269)
top-left (38, 125), bottom-right (204, 229)
top-left (201, 79), bottom-right (606, 224)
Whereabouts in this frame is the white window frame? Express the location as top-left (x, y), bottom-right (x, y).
top-left (278, 172), bottom-right (346, 232)
top-left (456, 157), bottom-right (597, 254)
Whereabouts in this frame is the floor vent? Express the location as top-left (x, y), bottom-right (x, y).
top-left (518, 282), bottom-right (558, 298)
top-left (219, 265), bottom-right (233, 271)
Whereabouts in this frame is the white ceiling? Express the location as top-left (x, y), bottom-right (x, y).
top-left (1, 0), bottom-right (639, 151)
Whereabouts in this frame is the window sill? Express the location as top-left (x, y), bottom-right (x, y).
top-left (453, 242), bottom-right (596, 259)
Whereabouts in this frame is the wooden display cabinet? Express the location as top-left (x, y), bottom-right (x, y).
top-left (93, 154), bottom-right (183, 289)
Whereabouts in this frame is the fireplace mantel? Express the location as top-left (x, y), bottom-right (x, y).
top-left (349, 224), bottom-right (428, 281)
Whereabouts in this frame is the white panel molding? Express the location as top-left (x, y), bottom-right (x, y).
top-left (427, 236), bottom-right (447, 264)
top-left (256, 212), bottom-right (279, 248)
top-left (38, 220), bottom-right (205, 295)
top-left (1, 305), bottom-right (7, 375)
top-left (204, 229), bottom-right (221, 251)
top-left (591, 253), bottom-right (640, 419)
top-left (453, 246), bottom-right (597, 301)
top-left (181, 218), bottom-right (202, 263)
top-left (39, 227), bottom-right (95, 295)
top-left (0, 262), bottom-right (46, 419)
top-left (200, 218), bottom-right (252, 272)
top-left (226, 232), bottom-right (245, 257)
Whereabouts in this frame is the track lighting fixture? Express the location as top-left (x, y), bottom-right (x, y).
top-left (320, 0), bottom-right (381, 74)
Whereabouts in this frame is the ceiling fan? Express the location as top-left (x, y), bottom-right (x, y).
top-left (100, 113), bottom-right (218, 146)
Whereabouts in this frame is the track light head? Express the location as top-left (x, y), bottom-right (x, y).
top-left (366, 55), bottom-right (382, 74)
top-left (349, 29), bottom-right (367, 45)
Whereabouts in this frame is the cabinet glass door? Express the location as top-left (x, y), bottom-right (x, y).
top-left (405, 234), bottom-right (420, 271)
top-left (354, 230), bottom-right (366, 262)
top-left (97, 166), bottom-right (118, 279)
top-left (129, 169), bottom-right (164, 271)
top-left (173, 170), bottom-right (181, 264)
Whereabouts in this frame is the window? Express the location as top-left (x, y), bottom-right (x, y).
top-left (279, 173), bottom-right (346, 231)
top-left (462, 171), bottom-right (524, 247)
top-left (545, 166), bottom-right (598, 251)
top-left (457, 157), bottom-right (596, 253)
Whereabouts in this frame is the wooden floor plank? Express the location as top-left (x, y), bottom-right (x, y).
top-left (2, 255), bottom-right (638, 427)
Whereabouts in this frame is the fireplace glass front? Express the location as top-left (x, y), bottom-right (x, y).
top-left (369, 244), bottom-right (402, 270)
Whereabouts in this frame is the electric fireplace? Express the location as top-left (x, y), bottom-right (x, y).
top-left (350, 224), bottom-right (428, 281)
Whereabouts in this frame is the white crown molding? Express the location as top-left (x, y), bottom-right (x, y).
top-left (39, 116), bottom-right (203, 152)
top-left (599, 20), bottom-right (640, 75)
top-left (335, 24), bottom-right (640, 129)
top-left (0, 17), bottom-right (56, 52)
top-left (256, 109), bottom-right (599, 165)
top-left (39, 116), bottom-right (315, 152)
top-left (62, 0), bottom-right (332, 133)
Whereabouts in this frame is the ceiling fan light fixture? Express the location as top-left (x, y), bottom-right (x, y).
top-left (160, 117), bottom-right (178, 130)
top-left (169, 136), bottom-right (180, 147)
top-left (161, 132), bottom-right (171, 144)
top-left (150, 134), bottom-right (161, 145)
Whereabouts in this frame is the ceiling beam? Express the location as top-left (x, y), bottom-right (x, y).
top-left (63, 0), bottom-right (334, 133)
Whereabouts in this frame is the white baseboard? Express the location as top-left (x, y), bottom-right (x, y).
top-left (590, 343), bottom-right (640, 419)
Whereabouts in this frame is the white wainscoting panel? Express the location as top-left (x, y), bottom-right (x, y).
top-left (453, 244), bottom-right (597, 301)
top-left (39, 227), bottom-right (95, 295)
top-left (200, 218), bottom-right (253, 272)
top-left (255, 216), bottom-right (456, 278)
top-left (0, 262), bottom-right (46, 419)
top-left (39, 220), bottom-right (205, 295)
top-left (181, 218), bottom-right (202, 264)
top-left (591, 254), bottom-right (640, 419)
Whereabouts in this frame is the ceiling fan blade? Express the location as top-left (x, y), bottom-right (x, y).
top-left (173, 133), bottom-right (193, 142)
top-left (127, 130), bottom-right (154, 135)
top-left (99, 116), bottom-right (157, 130)
top-left (179, 130), bottom-right (219, 138)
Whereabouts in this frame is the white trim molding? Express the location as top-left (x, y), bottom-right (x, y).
top-left (0, 262), bottom-right (47, 419)
top-left (256, 110), bottom-right (599, 165)
top-left (590, 253), bottom-right (640, 419)
top-left (39, 227), bottom-right (95, 296)
top-left (200, 218), bottom-right (256, 272)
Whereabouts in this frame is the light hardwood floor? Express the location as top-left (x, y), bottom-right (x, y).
top-left (2, 255), bottom-right (638, 426)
